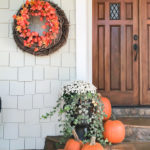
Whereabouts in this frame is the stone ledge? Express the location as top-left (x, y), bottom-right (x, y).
top-left (118, 117), bottom-right (150, 142)
top-left (113, 107), bottom-right (150, 117)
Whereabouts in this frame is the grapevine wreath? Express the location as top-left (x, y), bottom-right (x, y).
top-left (13, 0), bottom-right (69, 56)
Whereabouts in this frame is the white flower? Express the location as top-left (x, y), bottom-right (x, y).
top-left (61, 80), bottom-right (97, 96)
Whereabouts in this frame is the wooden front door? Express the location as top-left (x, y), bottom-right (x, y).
top-left (93, 0), bottom-right (139, 105)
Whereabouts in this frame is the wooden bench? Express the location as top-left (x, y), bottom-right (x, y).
top-left (44, 136), bottom-right (64, 150)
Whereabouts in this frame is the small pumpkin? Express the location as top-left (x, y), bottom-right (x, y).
top-left (81, 137), bottom-right (104, 150)
top-left (98, 94), bottom-right (112, 120)
top-left (64, 129), bottom-right (82, 150)
top-left (103, 120), bottom-right (125, 144)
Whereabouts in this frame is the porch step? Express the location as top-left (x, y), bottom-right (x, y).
top-left (112, 107), bottom-right (150, 117)
top-left (118, 117), bottom-right (150, 142)
top-left (105, 142), bottom-right (150, 150)
top-left (44, 136), bottom-right (150, 150)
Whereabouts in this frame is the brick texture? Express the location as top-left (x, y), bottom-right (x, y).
top-left (0, 0), bottom-right (76, 149)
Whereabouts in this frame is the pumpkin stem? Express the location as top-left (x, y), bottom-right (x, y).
top-left (72, 129), bottom-right (80, 142)
top-left (98, 93), bottom-right (102, 98)
top-left (90, 136), bottom-right (96, 145)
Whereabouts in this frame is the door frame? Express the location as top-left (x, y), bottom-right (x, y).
top-left (139, 0), bottom-right (142, 104)
top-left (76, 0), bottom-right (93, 82)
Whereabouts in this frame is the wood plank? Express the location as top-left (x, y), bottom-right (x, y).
top-left (110, 26), bottom-right (121, 90)
top-left (98, 26), bottom-right (105, 90)
top-left (98, 20), bottom-right (133, 25)
top-left (126, 25), bottom-right (133, 90)
top-left (92, 0), bottom-right (99, 88)
top-left (98, 3), bottom-right (105, 19)
top-left (140, 0), bottom-right (149, 104)
top-left (121, 25), bottom-right (126, 92)
top-left (105, 25), bottom-right (110, 92)
top-left (148, 26), bottom-right (150, 89)
top-left (126, 3), bottom-right (133, 20)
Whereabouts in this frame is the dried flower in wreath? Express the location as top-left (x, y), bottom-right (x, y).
top-left (13, 0), bottom-right (69, 56)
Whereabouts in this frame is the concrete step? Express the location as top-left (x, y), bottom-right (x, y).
top-left (118, 117), bottom-right (150, 142)
top-left (112, 107), bottom-right (150, 118)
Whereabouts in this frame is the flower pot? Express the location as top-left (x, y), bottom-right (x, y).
top-left (75, 124), bottom-right (88, 141)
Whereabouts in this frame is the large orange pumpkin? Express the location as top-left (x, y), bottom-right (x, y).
top-left (103, 120), bottom-right (125, 144)
top-left (64, 139), bottom-right (82, 150)
top-left (98, 94), bottom-right (112, 120)
top-left (81, 137), bottom-right (104, 150)
top-left (64, 130), bottom-right (82, 150)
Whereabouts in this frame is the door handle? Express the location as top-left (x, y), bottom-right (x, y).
top-left (133, 44), bottom-right (138, 61)
top-left (133, 35), bottom-right (138, 41)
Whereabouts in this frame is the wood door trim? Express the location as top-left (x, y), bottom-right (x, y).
top-left (92, 0), bottom-right (98, 88)
top-left (139, 0), bottom-right (143, 104)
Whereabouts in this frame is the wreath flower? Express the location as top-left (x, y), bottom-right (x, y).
top-left (13, 0), bottom-right (60, 52)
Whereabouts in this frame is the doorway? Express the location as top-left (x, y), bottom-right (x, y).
top-left (93, 0), bottom-right (150, 106)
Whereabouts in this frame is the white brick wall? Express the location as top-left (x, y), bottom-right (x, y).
top-left (0, 67), bottom-right (17, 80)
top-left (0, 81), bottom-right (9, 96)
top-left (59, 68), bottom-right (70, 80)
top-left (0, 0), bottom-right (76, 149)
top-left (62, 53), bottom-right (76, 67)
top-left (33, 66), bottom-right (43, 80)
top-left (0, 52), bottom-right (9, 66)
top-left (18, 96), bottom-right (32, 110)
top-left (0, 139), bottom-right (9, 150)
top-left (45, 67), bottom-right (59, 80)
top-left (2, 96), bottom-right (17, 109)
top-left (25, 81), bottom-right (35, 95)
top-left (19, 67), bottom-right (32, 81)
top-left (10, 0), bottom-right (24, 10)
top-left (0, 125), bottom-right (3, 138)
top-left (4, 123), bottom-right (18, 139)
top-left (10, 52), bottom-right (24, 66)
top-left (19, 124), bottom-right (40, 137)
top-left (0, 24), bottom-right (9, 37)
top-left (10, 81), bottom-right (24, 96)
top-left (10, 139), bottom-right (24, 150)
top-left (25, 138), bottom-right (36, 149)
top-left (3, 109), bottom-right (24, 123)
top-left (33, 94), bottom-right (44, 108)
top-left (35, 138), bottom-right (45, 149)
top-left (41, 123), bottom-right (56, 137)
top-left (0, 0), bottom-right (9, 9)
top-left (25, 109), bottom-right (39, 123)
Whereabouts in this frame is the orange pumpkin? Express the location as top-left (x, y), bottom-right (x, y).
top-left (103, 120), bottom-right (125, 144)
top-left (64, 139), bottom-right (82, 150)
top-left (64, 130), bottom-right (82, 150)
top-left (98, 94), bottom-right (112, 120)
top-left (81, 137), bottom-right (104, 150)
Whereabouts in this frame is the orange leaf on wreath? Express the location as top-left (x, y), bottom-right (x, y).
top-left (40, 17), bottom-right (43, 21)
top-left (42, 25), bottom-right (46, 29)
top-left (16, 26), bottom-right (22, 32)
top-left (26, 0), bottom-right (29, 5)
top-left (34, 48), bottom-right (39, 52)
top-left (13, 15), bottom-right (17, 19)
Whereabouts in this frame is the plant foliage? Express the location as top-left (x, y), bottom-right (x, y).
top-left (42, 81), bottom-right (108, 145)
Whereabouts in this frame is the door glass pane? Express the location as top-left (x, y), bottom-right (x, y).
top-left (110, 3), bottom-right (120, 20)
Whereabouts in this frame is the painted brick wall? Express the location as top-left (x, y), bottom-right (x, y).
top-left (0, 0), bottom-right (76, 149)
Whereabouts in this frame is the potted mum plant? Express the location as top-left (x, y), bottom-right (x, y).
top-left (42, 81), bottom-right (108, 145)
